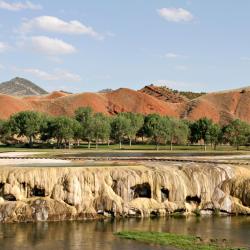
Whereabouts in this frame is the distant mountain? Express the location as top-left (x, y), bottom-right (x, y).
top-left (0, 77), bottom-right (48, 96)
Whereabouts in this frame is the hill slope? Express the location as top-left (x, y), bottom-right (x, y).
top-left (0, 88), bottom-right (181, 119)
top-left (0, 77), bottom-right (48, 96)
top-left (0, 81), bottom-right (249, 125)
top-left (180, 87), bottom-right (250, 124)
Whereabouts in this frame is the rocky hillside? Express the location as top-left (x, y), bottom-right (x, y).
top-left (180, 87), bottom-right (250, 124)
top-left (140, 85), bottom-right (206, 102)
top-left (140, 85), bottom-right (188, 103)
top-left (0, 79), bottom-right (249, 124)
top-left (0, 88), bottom-right (180, 119)
top-left (0, 77), bottom-right (48, 96)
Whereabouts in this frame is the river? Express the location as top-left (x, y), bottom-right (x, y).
top-left (0, 216), bottom-right (249, 250)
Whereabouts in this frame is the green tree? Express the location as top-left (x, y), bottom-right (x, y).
top-left (144, 114), bottom-right (170, 150)
top-left (75, 106), bottom-right (94, 149)
top-left (50, 116), bottom-right (76, 148)
top-left (9, 111), bottom-right (44, 147)
top-left (92, 113), bottom-right (111, 148)
top-left (73, 120), bottom-right (82, 147)
top-left (0, 120), bottom-right (12, 144)
top-left (209, 123), bottom-right (222, 150)
top-left (169, 118), bottom-right (189, 150)
top-left (189, 118), bottom-right (213, 151)
top-left (223, 119), bottom-right (250, 150)
top-left (111, 114), bottom-right (130, 149)
top-left (123, 112), bottom-right (144, 146)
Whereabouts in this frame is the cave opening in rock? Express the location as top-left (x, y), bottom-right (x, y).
top-left (151, 210), bottom-right (160, 216)
top-left (161, 188), bottom-right (169, 202)
top-left (131, 183), bottom-right (151, 199)
top-left (3, 194), bottom-right (16, 201)
top-left (32, 186), bottom-right (45, 197)
top-left (112, 180), bottom-right (118, 194)
top-left (0, 182), bottom-right (4, 196)
top-left (21, 182), bottom-right (26, 189)
top-left (186, 195), bottom-right (201, 204)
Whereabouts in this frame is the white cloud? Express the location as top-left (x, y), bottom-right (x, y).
top-left (0, 0), bottom-right (42, 11)
top-left (165, 52), bottom-right (186, 59)
top-left (0, 41), bottom-right (9, 52)
top-left (158, 8), bottom-right (193, 22)
top-left (16, 67), bottom-right (81, 82)
top-left (21, 68), bottom-right (56, 81)
top-left (20, 16), bottom-right (103, 39)
top-left (0, 64), bottom-right (4, 69)
top-left (54, 69), bottom-right (81, 82)
top-left (30, 36), bottom-right (76, 55)
top-left (165, 53), bottom-right (179, 58)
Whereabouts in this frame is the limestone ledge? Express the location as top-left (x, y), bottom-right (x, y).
top-left (0, 162), bottom-right (249, 223)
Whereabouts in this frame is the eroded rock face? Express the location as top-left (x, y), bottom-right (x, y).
top-left (0, 162), bottom-right (249, 223)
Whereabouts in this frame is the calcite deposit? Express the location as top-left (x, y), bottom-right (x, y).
top-left (0, 161), bottom-right (249, 223)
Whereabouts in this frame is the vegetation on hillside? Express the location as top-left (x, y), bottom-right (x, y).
top-left (0, 107), bottom-right (249, 150)
top-left (176, 90), bottom-right (206, 100)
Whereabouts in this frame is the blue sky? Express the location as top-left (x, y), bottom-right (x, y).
top-left (0, 0), bottom-right (250, 93)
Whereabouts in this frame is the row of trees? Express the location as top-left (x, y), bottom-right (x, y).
top-left (0, 107), bottom-right (249, 150)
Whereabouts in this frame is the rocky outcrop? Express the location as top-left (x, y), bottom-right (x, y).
top-left (0, 77), bottom-right (48, 96)
top-left (0, 162), bottom-right (249, 223)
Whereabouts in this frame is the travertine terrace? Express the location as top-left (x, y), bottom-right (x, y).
top-left (0, 161), bottom-right (249, 223)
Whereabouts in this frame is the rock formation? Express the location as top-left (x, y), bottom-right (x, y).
top-left (0, 161), bottom-right (249, 223)
top-left (0, 77), bottom-right (48, 96)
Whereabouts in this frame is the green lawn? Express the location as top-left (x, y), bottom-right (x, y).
top-left (0, 143), bottom-right (249, 152)
top-left (115, 231), bottom-right (246, 250)
top-left (0, 144), bottom-right (249, 160)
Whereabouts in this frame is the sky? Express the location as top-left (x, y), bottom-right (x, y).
top-left (0, 0), bottom-right (250, 93)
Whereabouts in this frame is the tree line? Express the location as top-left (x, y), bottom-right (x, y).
top-left (0, 107), bottom-right (249, 150)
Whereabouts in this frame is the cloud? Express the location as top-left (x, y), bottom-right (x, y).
top-left (165, 53), bottom-right (180, 58)
top-left (0, 41), bottom-right (9, 52)
top-left (30, 36), bottom-right (76, 55)
top-left (0, 0), bottom-right (42, 11)
top-left (15, 67), bottom-right (81, 82)
top-left (20, 16), bottom-right (103, 39)
top-left (165, 52), bottom-right (186, 59)
top-left (157, 8), bottom-right (193, 22)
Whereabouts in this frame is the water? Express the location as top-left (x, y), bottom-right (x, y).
top-left (0, 216), bottom-right (249, 250)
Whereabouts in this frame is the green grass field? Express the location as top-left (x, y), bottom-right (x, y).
top-left (0, 143), bottom-right (249, 153)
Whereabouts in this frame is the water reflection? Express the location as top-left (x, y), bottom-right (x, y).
top-left (0, 216), bottom-right (249, 250)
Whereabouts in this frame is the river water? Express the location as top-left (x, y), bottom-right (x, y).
top-left (0, 216), bottom-right (249, 250)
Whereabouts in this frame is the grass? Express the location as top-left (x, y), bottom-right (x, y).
top-left (115, 231), bottom-right (246, 250)
top-left (0, 143), bottom-right (249, 153)
top-left (0, 144), bottom-right (249, 160)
